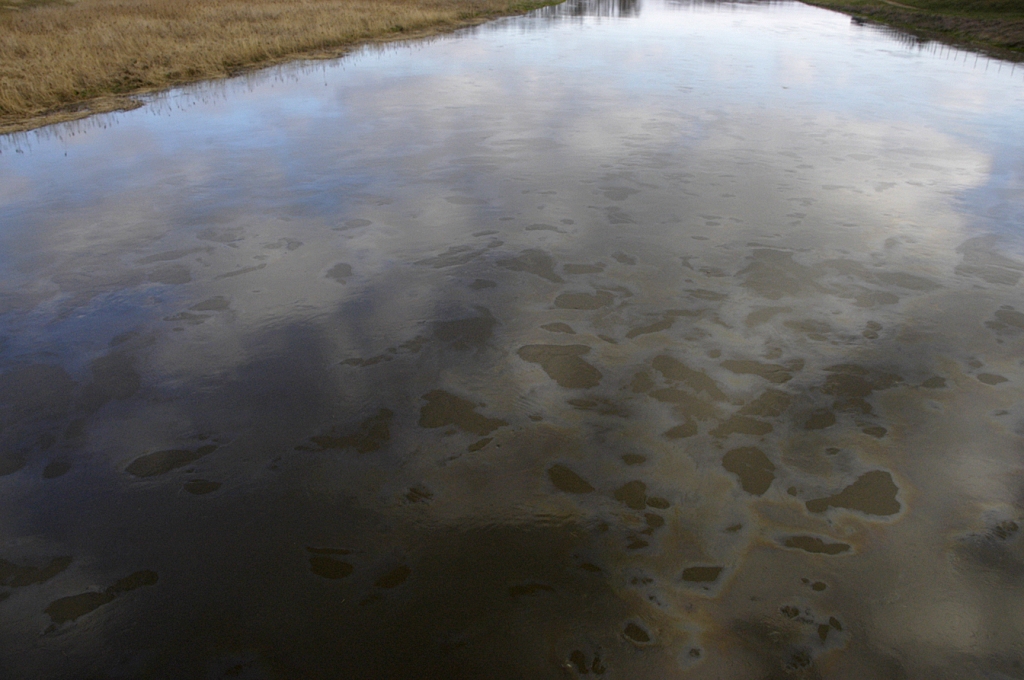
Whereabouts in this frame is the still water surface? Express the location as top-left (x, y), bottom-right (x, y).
top-left (2, 0), bottom-right (1024, 677)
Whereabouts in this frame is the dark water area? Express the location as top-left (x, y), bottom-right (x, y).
top-left (1, 1), bottom-right (1024, 677)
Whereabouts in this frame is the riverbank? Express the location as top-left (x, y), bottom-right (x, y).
top-left (0, 0), bottom-right (559, 135)
top-left (801, 0), bottom-right (1024, 59)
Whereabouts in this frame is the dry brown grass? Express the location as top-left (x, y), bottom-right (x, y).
top-left (0, 0), bottom-right (556, 133)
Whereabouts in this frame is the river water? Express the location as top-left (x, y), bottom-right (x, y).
top-left (1, 0), bottom-right (1024, 677)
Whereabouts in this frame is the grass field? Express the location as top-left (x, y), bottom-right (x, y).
top-left (801, 0), bottom-right (1024, 58)
top-left (0, 0), bottom-right (558, 133)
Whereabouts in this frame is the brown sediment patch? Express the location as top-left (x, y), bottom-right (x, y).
top-left (106, 570), bottom-right (158, 595)
top-left (45, 591), bottom-right (115, 624)
top-left (341, 355), bottom-right (388, 368)
top-left (921, 376), bottom-right (947, 388)
top-left (994, 309), bottom-right (1024, 329)
top-left (876, 271), bottom-right (939, 291)
top-left (804, 410), bottom-right (836, 430)
top-left (469, 279), bottom-right (497, 290)
top-left (722, 447), bottom-right (775, 496)
top-left (721, 359), bottom-right (793, 383)
top-left (739, 249), bottom-right (821, 299)
top-left (339, 220), bottom-right (372, 231)
top-left (806, 470), bottom-right (901, 516)
top-left (547, 464), bottom-right (595, 494)
top-left (307, 547), bottom-right (351, 555)
top-left (215, 263), bottom-right (266, 280)
top-left (183, 479), bottom-right (221, 495)
top-left (955, 238), bottom-right (1024, 284)
top-left (541, 322), bottom-right (575, 334)
top-left (612, 252), bottom-right (636, 265)
top-left (821, 364), bottom-right (901, 400)
top-left (739, 389), bottom-right (792, 417)
top-left (643, 513), bottom-right (664, 531)
top-left (0, 556), bottom-right (72, 587)
top-left (623, 622), bottom-right (652, 644)
top-left (304, 409), bottom-right (393, 453)
top-left (415, 246), bottom-right (483, 268)
top-left (626, 538), bottom-right (648, 550)
top-left (497, 249), bottom-right (564, 283)
top-left (978, 373), bottom-right (1008, 385)
top-left (992, 520), bottom-right (1019, 540)
top-left (375, 565), bottom-right (410, 589)
top-left (309, 554), bottom-right (354, 579)
top-left (568, 650), bottom-right (595, 675)
top-left (784, 319), bottom-right (831, 339)
top-left (647, 496), bottom-right (670, 509)
top-left (405, 486), bottom-right (432, 503)
top-left (147, 264), bottom-right (191, 285)
top-left (958, 262), bottom-right (1024, 284)
top-left (125, 445), bottom-right (218, 477)
top-left (664, 420), bottom-right (698, 439)
top-left (710, 415), bottom-right (773, 438)
top-left (854, 290), bottom-right (899, 307)
top-left (688, 289), bottom-right (727, 301)
top-left (419, 390), bottom-right (506, 436)
top-left (563, 263), bottom-right (604, 275)
top-left (525, 223), bottom-right (560, 232)
top-left (325, 263), bottom-right (353, 283)
top-left (84, 352), bottom-right (139, 406)
top-left (45, 570), bottom-right (157, 624)
top-left (779, 605), bottom-right (800, 618)
top-left (651, 387), bottom-right (716, 419)
top-left (745, 306), bottom-right (792, 327)
top-left (566, 398), bottom-right (627, 417)
top-left (467, 438), bottom-right (492, 452)
top-left (681, 566), bottom-right (723, 582)
top-left (783, 536), bottom-right (851, 555)
top-left (621, 454), bottom-right (646, 466)
top-left (137, 248), bottom-right (206, 264)
top-left (433, 308), bottom-right (496, 349)
top-left (42, 460), bottom-right (70, 478)
top-left (651, 355), bottom-right (727, 401)
top-left (602, 187), bottom-right (639, 201)
top-left (628, 371), bottom-right (654, 393)
top-left (190, 296), bottom-right (230, 312)
top-left (625, 317), bottom-right (674, 339)
top-left (198, 227), bottom-right (244, 244)
top-left (614, 480), bottom-right (647, 509)
top-left (835, 397), bottom-right (872, 414)
top-left (649, 389), bottom-right (717, 420)
top-left (517, 345), bottom-right (602, 389)
top-left (554, 291), bottom-right (614, 310)
top-left (861, 425), bottom-right (887, 438)
top-left (0, 453), bottom-right (26, 477)
top-left (163, 311), bottom-right (207, 325)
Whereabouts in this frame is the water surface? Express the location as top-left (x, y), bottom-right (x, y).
top-left (2, 1), bottom-right (1024, 677)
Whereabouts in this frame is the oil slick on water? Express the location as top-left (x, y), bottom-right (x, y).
top-left (1, 0), bottom-right (1023, 677)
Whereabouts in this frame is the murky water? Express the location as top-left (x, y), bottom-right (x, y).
top-left (2, 0), bottom-right (1024, 677)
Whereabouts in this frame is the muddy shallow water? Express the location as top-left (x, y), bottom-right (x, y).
top-left (2, 0), bottom-right (1024, 678)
